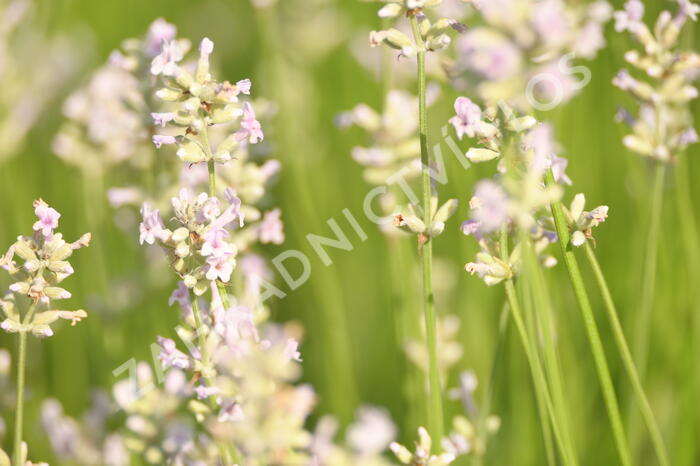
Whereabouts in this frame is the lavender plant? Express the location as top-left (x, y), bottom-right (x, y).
top-left (0, 200), bottom-right (90, 465)
top-left (451, 0), bottom-right (611, 109)
top-left (370, 0), bottom-right (463, 443)
top-left (612, 0), bottom-right (700, 381)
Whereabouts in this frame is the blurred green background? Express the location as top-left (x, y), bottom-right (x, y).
top-left (0, 0), bottom-right (699, 464)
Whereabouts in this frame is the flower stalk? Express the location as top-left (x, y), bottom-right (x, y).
top-left (583, 242), bottom-right (670, 466)
top-left (12, 328), bottom-right (27, 466)
top-left (409, 11), bottom-right (444, 443)
top-left (544, 169), bottom-right (631, 466)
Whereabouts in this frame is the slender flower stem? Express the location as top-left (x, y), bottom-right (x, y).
top-left (583, 242), bottom-right (670, 466)
top-left (544, 169), bottom-right (631, 466)
top-left (521, 235), bottom-right (578, 466)
top-left (515, 260), bottom-right (556, 466)
top-left (191, 296), bottom-right (210, 367)
top-left (201, 125), bottom-right (232, 310)
top-left (633, 163), bottom-right (665, 375)
top-left (500, 229), bottom-right (574, 466)
top-left (503, 279), bottom-right (575, 466)
top-left (13, 329), bottom-right (27, 466)
top-left (409, 13), bottom-right (443, 443)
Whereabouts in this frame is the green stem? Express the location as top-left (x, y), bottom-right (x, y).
top-left (545, 169), bottom-right (631, 466)
top-left (515, 254), bottom-right (556, 466)
top-left (583, 242), bottom-right (669, 466)
top-left (409, 13), bottom-right (443, 443)
top-left (633, 163), bottom-right (665, 375)
top-left (521, 235), bottom-right (578, 466)
top-left (13, 330), bottom-right (27, 466)
top-left (503, 279), bottom-right (575, 466)
top-left (13, 302), bottom-right (37, 466)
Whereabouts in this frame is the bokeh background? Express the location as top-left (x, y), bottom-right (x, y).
top-left (0, 0), bottom-right (698, 464)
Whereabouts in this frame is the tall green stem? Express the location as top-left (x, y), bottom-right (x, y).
top-left (409, 14), bottom-right (443, 443)
top-left (503, 279), bottom-right (575, 466)
top-left (13, 329), bottom-right (27, 466)
top-left (545, 169), bottom-right (631, 466)
top-left (500, 228), bottom-right (574, 466)
top-left (583, 242), bottom-right (669, 466)
top-left (633, 163), bottom-right (665, 374)
top-left (515, 259), bottom-right (556, 466)
top-left (13, 302), bottom-right (36, 466)
top-left (521, 235), bottom-right (578, 465)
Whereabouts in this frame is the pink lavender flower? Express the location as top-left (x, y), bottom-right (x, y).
top-left (450, 97), bottom-right (483, 140)
top-left (205, 254), bottom-right (234, 282)
top-left (157, 336), bottom-right (191, 369)
top-left (457, 30), bottom-right (522, 81)
top-left (678, 0), bottom-right (700, 22)
top-left (150, 40), bottom-right (184, 76)
top-left (145, 18), bottom-right (177, 56)
top-left (612, 69), bottom-right (636, 91)
top-left (284, 338), bottom-right (302, 362)
top-left (218, 402), bottom-right (244, 423)
top-left (551, 155), bottom-right (573, 185)
top-left (194, 385), bottom-right (220, 400)
top-left (151, 112), bottom-right (176, 127)
top-left (470, 181), bottom-right (508, 233)
top-left (214, 305), bottom-right (258, 345)
top-left (460, 220), bottom-right (482, 238)
top-left (169, 282), bottom-right (191, 309)
top-left (236, 79), bottom-right (252, 95)
top-left (532, 0), bottom-right (569, 48)
top-left (346, 406), bottom-right (396, 456)
top-left (138, 203), bottom-right (165, 245)
top-left (32, 199), bottom-right (60, 237)
top-left (680, 127), bottom-right (699, 145)
top-left (152, 134), bottom-right (176, 148)
top-left (235, 103), bottom-right (264, 144)
top-left (201, 228), bottom-right (234, 258)
top-left (614, 0), bottom-right (644, 32)
top-left (259, 209), bottom-right (284, 244)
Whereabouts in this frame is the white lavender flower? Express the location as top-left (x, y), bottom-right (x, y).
top-left (452, 0), bottom-right (612, 109)
top-left (613, 0), bottom-right (700, 163)
top-left (1, 200), bottom-right (90, 337)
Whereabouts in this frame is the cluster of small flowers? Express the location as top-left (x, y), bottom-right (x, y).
top-left (452, 98), bottom-right (609, 283)
top-left (449, 99), bottom-right (565, 284)
top-left (370, 0), bottom-right (465, 58)
top-left (444, 371), bottom-right (500, 459)
top-left (53, 18), bottom-right (179, 179)
top-left (338, 90), bottom-right (421, 186)
top-left (139, 189), bottom-right (242, 294)
top-left (0, 200), bottom-right (91, 336)
top-left (452, 0), bottom-right (611, 108)
top-left (0, 0), bottom-right (82, 161)
top-left (612, 0), bottom-right (700, 162)
top-left (0, 201), bottom-right (89, 465)
top-left (54, 19), bottom-right (282, 247)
